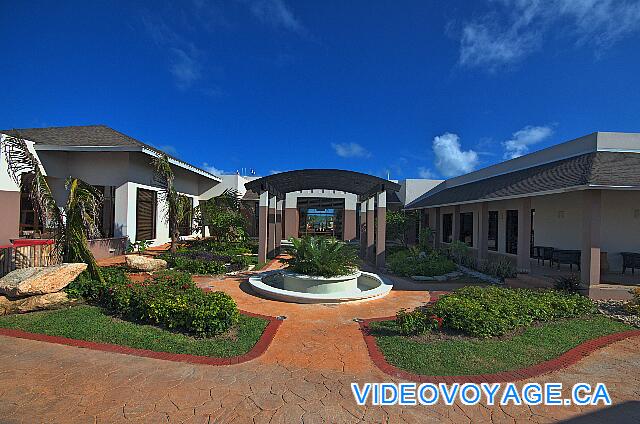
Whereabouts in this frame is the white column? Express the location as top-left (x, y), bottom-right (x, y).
top-left (517, 197), bottom-right (532, 273)
top-left (268, 195), bottom-right (277, 258)
top-left (375, 191), bottom-right (387, 268)
top-left (366, 197), bottom-right (375, 262)
top-left (581, 190), bottom-right (602, 292)
top-left (258, 191), bottom-right (269, 264)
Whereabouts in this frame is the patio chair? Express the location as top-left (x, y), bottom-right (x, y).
top-left (621, 252), bottom-right (640, 274)
top-left (532, 246), bottom-right (554, 266)
top-left (552, 249), bottom-right (581, 271)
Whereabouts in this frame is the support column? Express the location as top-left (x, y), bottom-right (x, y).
top-left (343, 209), bottom-right (357, 241)
top-left (275, 200), bottom-right (283, 249)
top-left (366, 197), bottom-right (375, 262)
top-left (258, 191), bottom-right (269, 264)
top-left (477, 202), bottom-right (489, 262)
top-left (359, 201), bottom-right (367, 258)
top-left (433, 207), bottom-right (441, 248)
top-left (375, 191), bottom-right (387, 268)
top-left (517, 197), bottom-right (532, 273)
top-left (581, 190), bottom-right (602, 292)
top-left (268, 195), bottom-right (277, 258)
top-left (452, 205), bottom-right (461, 243)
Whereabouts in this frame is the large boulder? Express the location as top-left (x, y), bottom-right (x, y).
top-left (125, 255), bottom-right (167, 272)
top-left (0, 263), bottom-right (87, 298)
top-left (0, 292), bottom-right (75, 316)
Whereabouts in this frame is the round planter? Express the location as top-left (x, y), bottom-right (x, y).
top-left (282, 271), bottom-right (361, 294)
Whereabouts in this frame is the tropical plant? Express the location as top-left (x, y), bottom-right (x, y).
top-left (285, 236), bottom-right (359, 277)
top-left (386, 210), bottom-right (417, 247)
top-left (1, 133), bottom-right (104, 282)
top-left (152, 154), bottom-right (193, 253)
top-left (554, 274), bottom-right (583, 294)
top-left (387, 248), bottom-right (456, 277)
top-left (126, 239), bottom-right (152, 255)
top-left (194, 189), bottom-right (248, 242)
top-left (418, 227), bottom-right (434, 252)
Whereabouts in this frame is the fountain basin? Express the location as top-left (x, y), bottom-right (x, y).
top-left (249, 270), bottom-right (392, 303)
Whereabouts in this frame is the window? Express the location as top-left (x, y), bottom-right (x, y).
top-left (93, 185), bottom-right (116, 238)
top-left (488, 211), bottom-right (498, 251)
top-left (442, 213), bottom-right (453, 243)
top-left (19, 174), bottom-right (42, 236)
top-left (136, 188), bottom-right (157, 241)
top-left (506, 210), bottom-right (518, 254)
top-left (176, 196), bottom-right (193, 237)
top-left (459, 212), bottom-right (473, 246)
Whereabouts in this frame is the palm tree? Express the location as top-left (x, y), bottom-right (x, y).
top-left (1, 133), bottom-right (104, 282)
top-left (152, 154), bottom-right (192, 253)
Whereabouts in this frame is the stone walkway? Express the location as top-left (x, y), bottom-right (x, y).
top-left (1, 262), bottom-right (639, 423)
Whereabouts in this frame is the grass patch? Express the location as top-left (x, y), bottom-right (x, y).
top-left (0, 305), bottom-right (268, 358)
top-left (369, 315), bottom-right (632, 375)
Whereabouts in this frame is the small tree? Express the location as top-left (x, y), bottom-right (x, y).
top-left (153, 154), bottom-right (192, 254)
top-left (386, 210), bottom-right (417, 247)
top-left (194, 189), bottom-right (248, 242)
top-left (1, 133), bottom-right (104, 282)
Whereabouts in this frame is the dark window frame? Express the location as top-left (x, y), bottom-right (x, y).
top-left (136, 188), bottom-right (157, 242)
top-left (505, 209), bottom-right (518, 255)
top-left (459, 212), bottom-right (473, 246)
top-left (442, 213), bottom-right (453, 243)
top-left (488, 210), bottom-right (499, 251)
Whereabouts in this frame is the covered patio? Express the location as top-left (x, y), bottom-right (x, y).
top-left (245, 169), bottom-right (400, 268)
top-left (406, 138), bottom-right (640, 297)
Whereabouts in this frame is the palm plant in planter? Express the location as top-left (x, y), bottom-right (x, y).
top-left (285, 236), bottom-right (359, 278)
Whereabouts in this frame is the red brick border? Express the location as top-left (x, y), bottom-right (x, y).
top-left (0, 310), bottom-right (281, 366)
top-left (360, 317), bottom-right (640, 383)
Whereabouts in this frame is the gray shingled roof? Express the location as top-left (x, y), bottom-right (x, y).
top-left (1, 125), bottom-right (218, 179)
top-left (406, 152), bottom-right (640, 209)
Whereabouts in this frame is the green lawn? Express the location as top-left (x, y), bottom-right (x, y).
top-left (0, 305), bottom-right (268, 358)
top-left (369, 315), bottom-right (632, 375)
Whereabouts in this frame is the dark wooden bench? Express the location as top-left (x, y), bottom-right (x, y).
top-left (532, 246), bottom-right (554, 266)
top-left (621, 252), bottom-right (640, 274)
top-left (552, 249), bottom-right (581, 270)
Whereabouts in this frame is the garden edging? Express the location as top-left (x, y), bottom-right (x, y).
top-left (359, 317), bottom-right (640, 383)
top-left (0, 309), bottom-right (281, 366)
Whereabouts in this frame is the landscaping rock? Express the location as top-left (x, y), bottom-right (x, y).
top-left (125, 255), bottom-right (167, 272)
top-left (594, 299), bottom-right (640, 328)
top-left (0, 292), bottom-right (75, 315)
top-left (0, 263), bottom-right (87, 298)
top-left (411, 275), bottom-right (436, 281)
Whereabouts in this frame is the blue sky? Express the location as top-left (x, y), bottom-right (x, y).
top-left (2, 0), bottom-right (640, 179)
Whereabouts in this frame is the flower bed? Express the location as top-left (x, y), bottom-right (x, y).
top-left (159, 250), bottom-right (248, 275)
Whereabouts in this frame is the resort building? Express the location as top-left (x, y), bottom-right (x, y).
top-left (405, 132), bottom-right (640, 295)
top-left (0, 126), bottom-right (221, 256)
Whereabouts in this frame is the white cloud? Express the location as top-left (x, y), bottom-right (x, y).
top-left (458, 0), bottom-right (640, 70)
top-left (432, 133), bottom-right (479, 178)
top-left (503, 125), bottom-right (554, 159)
top-left (141, 12), bottom-right (203, 89)
top-left (418, 167), bottom-right (434, 179)
top-left (248, 0), bottom-right (303, 33)
top-left (202, 163), bottom-right (229, 176)
top-left (331, 142), bottom-right (371, 158)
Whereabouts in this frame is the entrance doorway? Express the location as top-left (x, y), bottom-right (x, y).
top-left (297, 198), bottom-right (344, 239)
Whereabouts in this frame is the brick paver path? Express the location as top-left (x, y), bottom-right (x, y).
top-left (1, 262), bottom-right (639, 423)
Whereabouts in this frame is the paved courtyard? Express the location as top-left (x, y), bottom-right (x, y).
top-left (1, 263), bottom-right (639, 423)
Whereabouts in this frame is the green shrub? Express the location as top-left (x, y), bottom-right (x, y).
top-left (285, 236), bottom-right (359, 277)
top-left (160, 253), bottom-right (227, 275)
top-left (395, 309), bottom-right (442, 335)
top-left (478, 258), bottom-right (517, 281)
top-left (429, 286), bottom-right (596, 338)
top-left (387, 248), bottom-right (456, 277)
top-left (66, 268), bottom-right (238, 337)
top-left (554, 274), bottom-right (583, 294)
